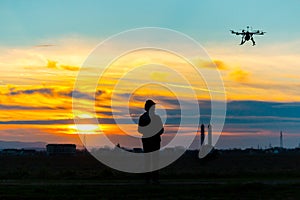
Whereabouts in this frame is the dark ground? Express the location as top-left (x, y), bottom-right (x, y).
top-left (0, 150), bottom-right (300, 199)
top-left (1, 181), bottom-right (300, 200)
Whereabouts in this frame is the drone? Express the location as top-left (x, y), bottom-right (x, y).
top-left (230, 26), bottom-right (266, 46)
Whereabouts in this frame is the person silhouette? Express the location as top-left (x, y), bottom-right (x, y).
top-left (138, 99), bottom-right (164, 184)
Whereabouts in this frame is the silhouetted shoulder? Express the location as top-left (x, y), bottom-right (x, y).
top-left (138, 112), bottom-right (151, 127)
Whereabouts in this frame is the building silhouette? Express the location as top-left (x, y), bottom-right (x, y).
top-left (0, 149), bottom-right (37, 156)
top-left (46, 144), bottom-right (76, 155)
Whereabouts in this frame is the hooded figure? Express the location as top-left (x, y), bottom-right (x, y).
top-left (138, 100), bottom-right (164, 184)
top-left (138, 100), bottom-right (164, 152)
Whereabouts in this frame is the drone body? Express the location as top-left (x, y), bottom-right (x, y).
top-left (230, 26), bottom-right (266, 46)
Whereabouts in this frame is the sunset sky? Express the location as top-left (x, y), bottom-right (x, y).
top-left (1, 0), bottom-right (300, 149)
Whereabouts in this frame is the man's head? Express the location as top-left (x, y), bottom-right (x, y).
top-left (144, 99), bottom-right (156, 112)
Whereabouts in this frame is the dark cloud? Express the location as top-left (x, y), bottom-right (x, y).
top-left (7, 87), bottom-right (95, 101)
top-left (223, 101), bottom-right (300, 136)
top-left (226, 101), bottom-right (300, 119)
top-left (0, 119), bottom-right (74, 125)
top-left (2, 98), bottom-right (300, 141)
top-left (127, 99), bottom-right (300, 132)
top-left (0, 104), bottom-right (66, 110)
top-left (9, 88), bottom-right (54, 96)
top-left (33, 44), bottom-right (56, 48)
top-left (59, 90), bottom-right (94, 100)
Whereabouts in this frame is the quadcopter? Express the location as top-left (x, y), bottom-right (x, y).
top-left (230, 26), bottom-right (266, 46)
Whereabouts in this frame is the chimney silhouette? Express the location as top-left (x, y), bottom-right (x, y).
top-left (280, 131), bottom-right (283, 148)
top-left (208, 124), bottom-right (212, 146)
top-left (200, 124), bottom-right (205, 146)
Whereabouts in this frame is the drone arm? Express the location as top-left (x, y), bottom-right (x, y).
top-left (230, 30), bottom-right (243, 35)
top-left (259, 31), bottom-right (266, 35)
top-left (252, 31), bottom-right (266, 35)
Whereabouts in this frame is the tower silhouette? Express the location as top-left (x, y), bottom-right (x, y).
top-left (200, 124), bottom-right (205, 145)
top-left (208, 124), bottom-right (212, 146)
top-left (280, 131), bottom-right (283, 148)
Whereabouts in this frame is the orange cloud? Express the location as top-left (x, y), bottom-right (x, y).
top-left (213, 60), bottom-right (228, 70)
top-left (192, 58), bottom-right (228, 70)
top-left (47, 60), bottom-right (58, 69)
top-left (0, 85), bottom-right (102, 121)
top-left (60, 65), bottom-right (80, 71)
top-left (229, 67), bottom-right (251, 82)
top-left (46, 60), bottom-right (80, 71)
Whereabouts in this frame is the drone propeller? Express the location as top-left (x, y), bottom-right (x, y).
top-left (256, 30), bottom-right (266, 35)
top-left (230, 30), bottom-right (243, 35)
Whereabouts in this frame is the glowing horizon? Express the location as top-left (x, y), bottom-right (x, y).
top-left (1, 1), bottom-right (300, 149)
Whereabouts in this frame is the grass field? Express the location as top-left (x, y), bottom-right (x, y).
top-left (1, 180), bottom-right (300, 199)
top-left (1, 150), bottom-right (300, 199)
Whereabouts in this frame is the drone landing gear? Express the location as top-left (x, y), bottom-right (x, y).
top-left (251, 38), bottom-right (256, 46)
